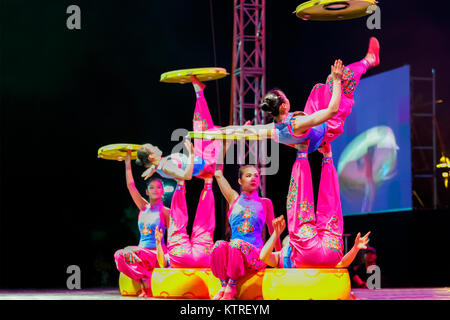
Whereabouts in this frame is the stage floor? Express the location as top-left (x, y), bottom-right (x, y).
top-left (0, 288), bottom-right (449, 300)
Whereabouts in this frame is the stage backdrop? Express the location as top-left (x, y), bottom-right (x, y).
top-left (332, 65), bottom-right (412, 216)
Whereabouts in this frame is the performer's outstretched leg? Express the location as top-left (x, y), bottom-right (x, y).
top-left (191, 76), bottom-right (221, 178)
top-left (167, 183), bottom-right (194, 267)
top-left (315, 143), bottom-right (344, 265)
top-left (114, 246), bottom-right (157, 296)
top-left (191, 178), bottom-right (215, 267)
top-left (209, 240), bottom-right (229, 300)
top-left (114, 247), bottom-right (157, 280)
top-left (304, 37), bottom-right (380, 144)
top-left (286, 143), bottom-right (316, 238)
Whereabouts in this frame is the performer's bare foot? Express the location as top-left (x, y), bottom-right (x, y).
top-left (138, 288), bottom-right (151, 297)
top-left (220, 285), bottom-right (237, 300)
top-left (364, 37), bottom-right (380, 68)
top-left (138, 278), bottom-right (152, 297)
top-left (212, 286), bottom-right (226, 300)
top-left (190, 75), bottom-right (206, 92)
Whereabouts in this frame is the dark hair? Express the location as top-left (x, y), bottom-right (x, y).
top-left (238, 165), bottom-right (260, 179)
top-left (135, 147), bottom-right (150, 167)
top-left (146, 177), bottom-right (164, 190)
top-left (259, 89), bottom-right (288, 117)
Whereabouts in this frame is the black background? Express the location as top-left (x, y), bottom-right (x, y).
top-left (1, 0), bottom-right (449, 289)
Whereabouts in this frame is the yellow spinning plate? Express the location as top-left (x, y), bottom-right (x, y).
top-left (295, 0), bottom-right (377, 21)
top-left (188, 131), bottom-right (263, 141)
top-left (160, 67), bottom-right (229, 84)
top-left (97, 143), bottom-right (142, 161)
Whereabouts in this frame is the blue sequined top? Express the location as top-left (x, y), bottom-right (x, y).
top-left (228, 192), bottom-right (266, 248)
top-left (156, 153), bottom-right (205, 179)
top-left (273, 112), bottom-right (327, 153)
top-left (138, 202), bottom-right (166, 249)
top-left (281, 243), bottom-right (293, 268)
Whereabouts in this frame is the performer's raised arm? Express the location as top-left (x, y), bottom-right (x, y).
top-left (123, 150), bottom-right (148, 211)
top-left (291, 59), bottom-right (344, 136)
top-left (335, 231), bottom-right (371, 268)
top-left (263, 198), bottom-right (282, 252)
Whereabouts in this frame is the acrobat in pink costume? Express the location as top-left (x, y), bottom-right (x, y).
top-left (166, 181), bottom-right (215, 267)
top-left (114, 202), bottom-right (168, 281)
top-left (283, 144), bottom-right (344, 267)
top-left (164, 81), bottom-right (219, 267)
top-left (209, 192), bottom-right (272, 282)
top-left (192, 87), bottom-right (222, 179)
top-left (306, 59), bottom-right (371, 145)
top-left (278, 58), bottom-right (373, 267)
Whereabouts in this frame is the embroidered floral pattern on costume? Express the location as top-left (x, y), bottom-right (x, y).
top-left (195, 233), bottom-right (213, 244)
top-left (286, 176), bottom-right (297, 210)
top-left (296, 152), bottom-right (307, 159)
top-left (299, 200), bottom-right (313, 212)
top-left (237, 206), bottom-right (255, 234)
top-left (249, 256), bottom-right (265, 270)
top-left (323, 157), bottom-right (333, 165)
top-left (326, 67), bottom-right (356, 95)
top-left (326, 75), bottom-right (334, 93)
top-left (204, 245), bottom-right (212, 255)
top-left (229, 239), bottom-right (250, 253)
top-left (193, 112), bottom-right (208, 131)
top-left (168, 233), bottom-right (183, 244)
top-left (141, 225), bottom-right (152, 236)
top-left (124, 250), bottom-right (140, 264)
top-left (326, 216), bottom-right (339, 233)
top-left (170, 246), bottom-right (187, 257)
top-left (325, 237), bottom-right (342, 252)
top-left (298, 224), bottom-right (317, 238)
top-left (342, 67), bottom-right (357, 95)
top-left (313, 83), bottom-right (324, 90)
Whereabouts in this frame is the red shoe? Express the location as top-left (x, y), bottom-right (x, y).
top-left (318, 142), bottom-right (331, 154)
top-left (366, 37), bottom-right (380, 67)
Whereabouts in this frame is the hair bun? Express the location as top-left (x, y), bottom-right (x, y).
top-left (260, 101), bottom-right (270, 111)
top-left (136, 149), bottom-right (150, 166)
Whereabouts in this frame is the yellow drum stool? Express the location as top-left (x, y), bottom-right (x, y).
top-left (208, 271), bottom-right (265, 300)
top-left (151, 268), bottom-right (211, 299)
top-left (262, 268), bottom-right (351, 300)
top-left (118, 272), bottom-right (142, 296)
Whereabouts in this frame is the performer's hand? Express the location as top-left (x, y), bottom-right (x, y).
top-left (353, 231), bottom-right (371, 250)
top-left (242, 126), bottom-right (258, 135)
top-left (184, 138), bottom-right (194, 154)
top-left (155, 226), bottom-right (163, 244)
top-left (272, 216), bottom-right (286, 236)
top-left (331, 59), bottom-right (344, 81)
top-left (141, 165), bottom-right (156, 180)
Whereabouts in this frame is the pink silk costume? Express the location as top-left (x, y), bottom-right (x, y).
top-left (164, 85), bottom-right (220, 267)
top-left (280, 60), bottom-right (369, 267)
top-left (166, 182), bottom-right (215, 267)
top-left (114, 202), bottom-right (168, 283)
top-left (210, 192), bottom-right (274, 281)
